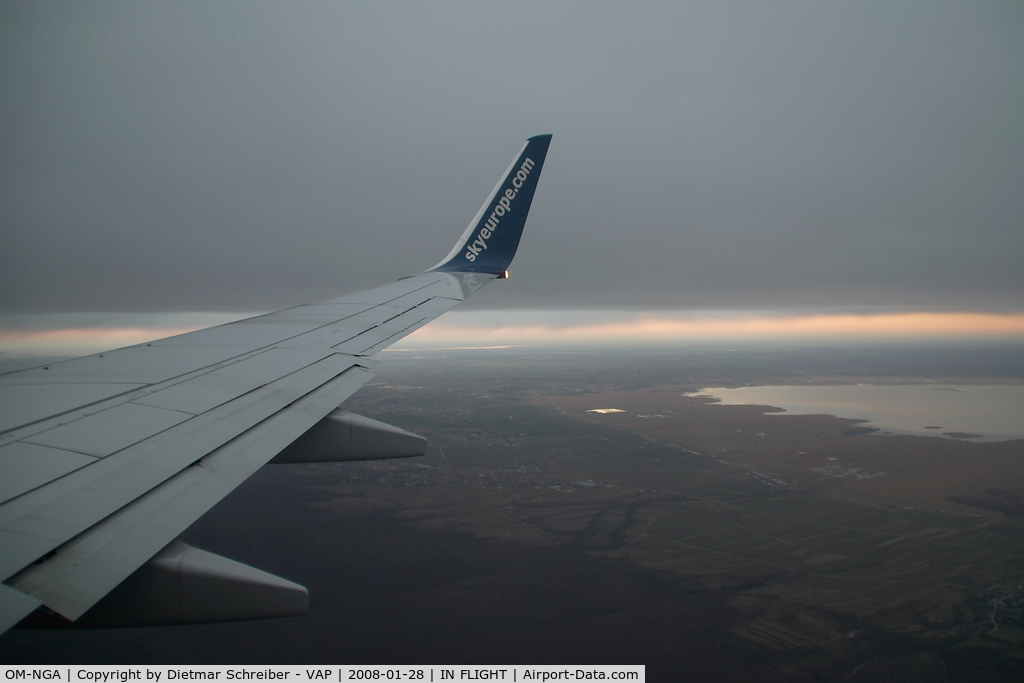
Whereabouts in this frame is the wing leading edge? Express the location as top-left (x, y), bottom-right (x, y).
top-left (0, 134), bottom-right (552, 633)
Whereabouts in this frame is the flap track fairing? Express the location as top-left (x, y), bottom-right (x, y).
top-left (270, 409), bottom-right (427, 464)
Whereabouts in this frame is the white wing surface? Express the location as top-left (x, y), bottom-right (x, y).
top-left (0, 134), bottom-right (552, 633)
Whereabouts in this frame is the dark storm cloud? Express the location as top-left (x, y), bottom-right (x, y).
top-left (1, 1), bottom-right (1022, 315)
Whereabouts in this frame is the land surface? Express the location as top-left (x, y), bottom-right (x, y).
top-left (3, 344), bottom-right (1024, 681)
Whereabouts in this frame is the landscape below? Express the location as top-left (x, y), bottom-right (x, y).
top-left (3, 344), bottom-right (1024, 682)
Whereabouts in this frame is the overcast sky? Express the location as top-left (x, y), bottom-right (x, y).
top-left (2, 1), bottom-right (1022, 323)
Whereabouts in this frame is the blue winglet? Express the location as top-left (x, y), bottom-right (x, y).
top-left (429, 134), bottom-right (552, 275)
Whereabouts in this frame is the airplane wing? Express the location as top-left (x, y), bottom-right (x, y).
top-left (0, 134), bottom-right (552, 633)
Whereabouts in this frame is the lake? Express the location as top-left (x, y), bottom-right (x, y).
top-left (693, 384), bottom-right (1024, 442)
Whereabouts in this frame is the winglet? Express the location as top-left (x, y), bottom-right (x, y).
top-left (429, 134), bottom-right (552, 274)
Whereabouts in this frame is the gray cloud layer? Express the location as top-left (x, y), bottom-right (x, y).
top-left (2, 2), bottom-right (1022, 314)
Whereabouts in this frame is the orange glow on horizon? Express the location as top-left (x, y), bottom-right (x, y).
top-left (2, 311), bottom-right (1023, 357)
top-left (399, 311), bottom-right (1024, 346)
